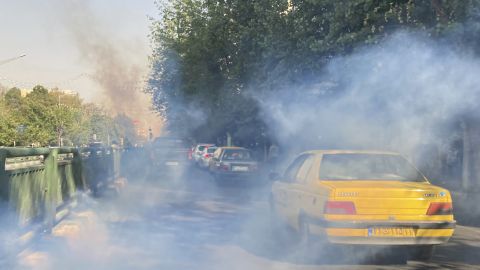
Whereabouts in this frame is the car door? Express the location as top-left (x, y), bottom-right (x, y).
top-left (272, 154), bottom-right (310, 225)
top-left (288, 154), bottom-right (316, 228)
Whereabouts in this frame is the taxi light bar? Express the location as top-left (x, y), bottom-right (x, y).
top-left (324, 201), bottom-right (356, 215)
top-left (426, 202), bottom-right (453, 215)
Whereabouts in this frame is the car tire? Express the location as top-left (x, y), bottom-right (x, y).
top-left (298, 217), bottom-right (312, 247)
top-left (408, 245), bottom-right (435, 261)
top-left (269, 197), bottom-right (292, 235)
top-left (297, 216), bottom-right (319, 263)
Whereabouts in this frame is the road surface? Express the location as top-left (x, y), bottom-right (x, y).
top-left (8, 167), bottom-right (480, 270)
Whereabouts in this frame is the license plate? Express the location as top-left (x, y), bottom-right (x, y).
top-left (232, 166), bottom-right (249, 172)
top-left (165, 161), bottom-right (179, 166)
top-left (368, 227), bottom-right (415, 237)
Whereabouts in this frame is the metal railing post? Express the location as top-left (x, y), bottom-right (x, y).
top-left (72, 148), bottom-right (86, 191)
top-left (0, 150), bottom-right (7, 200)
top-left (42, 148), bottom-right (58, 232)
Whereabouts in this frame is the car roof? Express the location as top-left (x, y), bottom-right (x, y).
top-left (302, 150), bottom-right (400, 155)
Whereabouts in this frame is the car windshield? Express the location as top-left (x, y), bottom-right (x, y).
top-left (319, 153), bottom-right (426, 182)
top-left (222, 149), bottom-right (252, 161)
top-left (198, 146), bottom-right (207, 151)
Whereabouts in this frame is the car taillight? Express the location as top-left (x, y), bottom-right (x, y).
top-left (220, 163), bottom-right (230, 171)
top-left (426, 202), bottom-right (453, 215)
top-left (324, 201), bottom-right (356, 215)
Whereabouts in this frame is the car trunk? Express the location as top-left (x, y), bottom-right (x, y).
top-left (222, 161), bottom-right (256, 172)
top-left (321, 181), bottom-right (449, 216)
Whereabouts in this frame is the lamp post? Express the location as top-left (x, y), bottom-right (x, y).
top-left (0, 54), bottom-right (26, 66)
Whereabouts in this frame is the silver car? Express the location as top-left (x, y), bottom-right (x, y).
top-left (192, 143), bottom-right (214, 164)
top-left (199, 146), bottom-right (218, 168)
top-left (209, 147), bottom-right (259, 180)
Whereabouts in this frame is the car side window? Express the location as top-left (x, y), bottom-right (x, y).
top-left (283, 154), bottom-right (309, 183)
top-left (295, 155), bottom-right (314, 183)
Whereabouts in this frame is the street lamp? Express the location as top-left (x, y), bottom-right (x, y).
top-left (0, 54), bottom-right (27, 66)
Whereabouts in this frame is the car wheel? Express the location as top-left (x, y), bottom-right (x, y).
top-left (299, 218), bottom-right (311, 246)
top-left (297, 217), bottom-right (320, 263)
top-left (269, 198), bottom-right (278, 235)
top-left (408, 245), bottom-right (435, 261)
top-left (269, 196), bottom-right (282, 235)
top-left (268, 196), bottom-right (296, 255)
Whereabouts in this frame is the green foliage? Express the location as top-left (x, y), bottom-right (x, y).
top-left (148, 0), bottom-right (480, 146)
top-left (0, 86), bottom-right (137, 147)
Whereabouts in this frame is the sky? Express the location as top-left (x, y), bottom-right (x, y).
top-left (0, 0), bottom-right (157, 99)
top-left (0, 0), bottom-right (162, 134)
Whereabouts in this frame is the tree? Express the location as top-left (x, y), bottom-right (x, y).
top-left (148, 0), bottom-right (480, 152)
top-left (0, 85), bottom-right (137, 147)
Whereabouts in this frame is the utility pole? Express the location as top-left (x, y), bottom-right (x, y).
top-left (0, 54), bottom-right (26, 66)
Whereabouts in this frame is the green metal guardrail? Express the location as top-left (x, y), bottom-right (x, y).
top-left (0, 146), bottom-right (123, 230)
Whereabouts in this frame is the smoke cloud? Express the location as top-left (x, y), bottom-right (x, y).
top-left (258, 32), bottom-right (479, 164)
top-left (4, 30), bottom-right (480, 270)
top-left (50, 0), bottom-right (162, 136)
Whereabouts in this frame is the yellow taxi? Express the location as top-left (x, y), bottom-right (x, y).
top-left (269, 150), bottom-right (455, 260)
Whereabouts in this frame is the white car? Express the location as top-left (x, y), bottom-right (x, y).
top-left (192, 144), bottom-right (214, 164)
top-left (199, 146), bottom-right (218, 168)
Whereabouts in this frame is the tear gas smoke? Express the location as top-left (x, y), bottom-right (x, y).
top-left (258, 32), bottom-right (479, 166)
top-left (4, 32), bottom-right (480, 270)
top-left (50, 0), bottom-right (162, 136)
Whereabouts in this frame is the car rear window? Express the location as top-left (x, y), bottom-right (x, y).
top-left (207, 147), bottom-right (217, 153)
top-left (319, 154), bottom-right (426, 182)
top-left (198, 146), bottom-right (206, 151)
top-left (154, 139), bottom-right (186, 149)
top-left (222, 149), bottom-right (252, 161)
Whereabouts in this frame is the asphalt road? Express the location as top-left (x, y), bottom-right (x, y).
top-left (11, 166), bottom-right (480, 270)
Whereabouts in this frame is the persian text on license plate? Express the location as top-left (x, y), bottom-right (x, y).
top-left (368, 227), bottom-right (415, 237)
top-left (165, 161), bottom-right (179, 166)
top-left (232, 166), bottom-right (249, 172)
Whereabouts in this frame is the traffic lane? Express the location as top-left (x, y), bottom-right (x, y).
top-left (142, 169), bottom-right (480, 270)
top-left (430, 225), bottom-right (480, 267)
top-left (14, 168), bottom-right (480, 270)
top-left (14, 177), bottom-right (266, 269)
top-left (95, 176), bottom-right (480, 270)
top-left (207, 226), bottom-right (480, 270)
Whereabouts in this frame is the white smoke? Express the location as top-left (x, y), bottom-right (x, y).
top-left (259, 32), bottom-right (478, 161)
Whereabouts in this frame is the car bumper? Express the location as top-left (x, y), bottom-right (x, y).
top-left (308, 218), bottom-right (456, 245)
top-left (214, 171), bottom-right (258, 179)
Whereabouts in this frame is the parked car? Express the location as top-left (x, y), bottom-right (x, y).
top-left (199, 146), bottom-right (218, 168)
top-left (209, 147), bottom-right (259, 180)
top-left (187, 146), bottom-right (194, 160)
top-left (149, 137), bottom-right (190, 175)
top-left (192, 143), bottom-right (215, 164)
top-left (269, 150), bottom-right (455, 261)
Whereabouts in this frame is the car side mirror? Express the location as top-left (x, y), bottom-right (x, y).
top-left (269, 172), bottom-right (281, 181)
